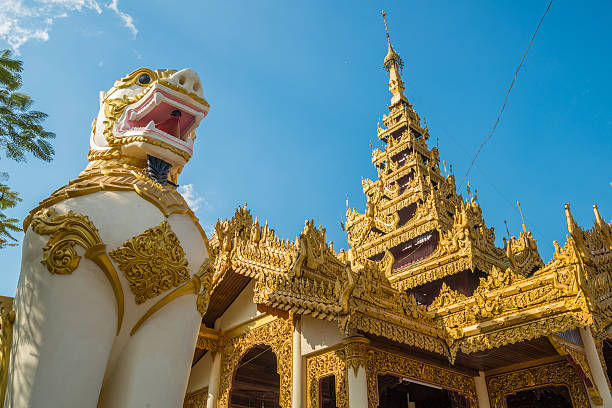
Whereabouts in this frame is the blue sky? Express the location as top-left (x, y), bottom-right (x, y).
top-left (1, 1), bottom-right (611, 296)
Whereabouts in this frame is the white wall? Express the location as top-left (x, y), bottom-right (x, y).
top-left (214, 280), bottom-right (259, 331)
top-left (300, 316), bottom-right (345, 355)
top-left (186, 351), bottom-right (213, 393)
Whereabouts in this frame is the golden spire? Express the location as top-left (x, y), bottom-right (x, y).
top-left (381, 10), bottom-right (407, 105)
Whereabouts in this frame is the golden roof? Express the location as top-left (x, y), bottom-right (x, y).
top-left (203, 26), bottom-right (612, 365)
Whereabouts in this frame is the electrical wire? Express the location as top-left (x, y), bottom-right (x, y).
top-left (459, 0), bottom-right (553, 189)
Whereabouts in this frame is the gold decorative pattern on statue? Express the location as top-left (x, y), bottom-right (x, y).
top-left (365, 347), bottom-right (477, 408)
top-left (30, 208), bottom-right (124, 334)
top-left (22, 166), bottom-right (210, 244)
top-left (110, 220), bottom-right (190, 304)
top-left (130, 259), bottom-right (212, 336)
top-left (0, 297), bottom-right (15, 408)
top-left (217, 317), bottom-right (293, 408)
top-left (306, 348), bottom-right (347, 408)
top-left (486, 361), bottom-right (590, 408)
top-left (183, 387), bottom-right (208, 408)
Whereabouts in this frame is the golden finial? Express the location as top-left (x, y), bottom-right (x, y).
top-left (504, 219), bottom-right (511, 239)
top-left (381, 10), bottom-right (403, 72)
top-left (517, 201), bottom-right (527, 233)
top-left (381, 11), bottom-right (407, 106)
top-left (382, 10), bottom-right (390, 41)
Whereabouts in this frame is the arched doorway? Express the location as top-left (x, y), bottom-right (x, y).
top-left (229, 345), bottom-right (280, 408)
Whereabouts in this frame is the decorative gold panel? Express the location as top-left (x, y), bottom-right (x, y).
top-left (306, 348), bottom-right (347, 408)
top-left (110, 220), bottom-right (190, 304)
top-left (183, 387), bottom-right (208, 408)
top-left (217, 316), bottom-right (293, 408)
top-left (365, 348), bottom-right (477, 408)
top-left (486, 361), bottom-right (589, 408)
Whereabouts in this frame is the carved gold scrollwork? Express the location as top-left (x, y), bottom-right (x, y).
top-left (130, 259), bottom-right (212, 336)
top-left (196, 259), bottom-right (214, 315)
top-left (196, 325), bottom-right (221, 353)
top-left (341, 336), bottom-right (370, 376)
top-left (217, 317), bottom-right (293, 408)
top-left (548, 333), bottom-right (603, 405)
top-left (486, 361), bottom-right (590, 408)
top-left (306, 348), bottom-right (347, 408)
top-left (30, 208), bottom-right (124, 334)
top-left (110, 220), bottom-right (190, 305)
top-left (592, 329), bottom-right (612, 397)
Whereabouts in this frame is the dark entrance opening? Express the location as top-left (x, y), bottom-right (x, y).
top-left (230, 346), bottom-right (280, 408)
top-left (319, 375), bottom-right (336, 408)
top-left (505, 385), bottom-right (572, 408)
top-left (603, 339), bottom-right (612, 386)
top-left (378, 374), bottom-right (468, 408)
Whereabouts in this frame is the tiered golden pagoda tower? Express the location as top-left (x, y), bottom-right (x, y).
top-left (345, 11), bottom-right (544, 304)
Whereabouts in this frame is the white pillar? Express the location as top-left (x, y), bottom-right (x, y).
top-left (474, 371), bottom-right (491, 408)
top-left (347, 366), bottom-right (368, 408)
top-left (292, 316), bottom-right (302, 408)
top-left (579, 327), bottom-right (612, 407)
top-left (206, 349), bottom-right (222, 408)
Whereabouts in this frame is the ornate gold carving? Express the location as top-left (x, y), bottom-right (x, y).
top-left (183, 387), bottom-right (208, 408)
top-left (505, 230), bottom-right (544, 275)
top-left (129, 258), bottom-right (212, 336)
top-left (549, 333), bottom-right (603, 405)
top-left (428, 282), bottom-right (467, 311)
top-left (455, 312), bottom-right (592, 357)
top-left (110, 220), bottom-right (190, 304)
top-left (30, 208), bottom-right (124, 334)
top-left (306, 348), bottom-right (347, 408)
top-left (341, 336), bottom-right (370, 376)
top-left (592, 329), bottom-right (612, 397)
top-left (486, 361), bottom-right (590, 408)
top-left (217, 317), bottom-right (293, 408)
top-left (365, 347), bottom-right (477, 408)
top-left (23, 166), bottom-right (201, 232)
top-left (0, 297), bottom-right (15, 408)
top-left (196, 259), bottom-right (214, 315)
top-left (196, 325), bottom-right (221, 353)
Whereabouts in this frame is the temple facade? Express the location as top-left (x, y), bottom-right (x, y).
top-left (181, 20), bottom-right (612, 408)
top-left (1, 15), bottom-right (612, 408)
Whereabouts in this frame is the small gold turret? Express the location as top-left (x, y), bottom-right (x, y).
top-left (382, 10), bottom-right (408, 106)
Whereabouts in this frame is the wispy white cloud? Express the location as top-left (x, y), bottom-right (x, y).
top-left (0, 0), bottom-right (137, 52)
top-left (106, 0), bottom-right (136, 36)
top-left (178, 184), bottom-right (207, 212)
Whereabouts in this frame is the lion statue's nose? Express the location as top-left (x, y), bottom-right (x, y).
top-left (166, 68), bottom-right (203, 98)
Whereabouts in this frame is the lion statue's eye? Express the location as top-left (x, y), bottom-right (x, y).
top-left (138, 74), bottom-right (151, 85)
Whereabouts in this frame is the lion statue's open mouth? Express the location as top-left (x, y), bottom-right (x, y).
top-left (90, 68), bottom-right (210, 170)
